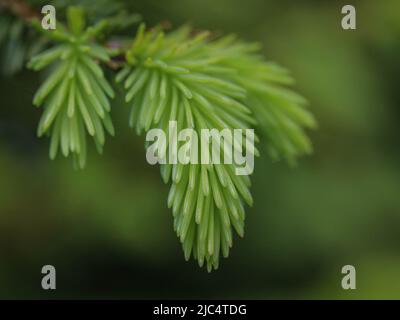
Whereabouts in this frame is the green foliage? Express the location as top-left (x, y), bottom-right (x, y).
top-left (50, 0), bottom-right (126, 23)
top-left (0, 0), bottom-right (139, 76)
top-left (115, 24), bottom-right (315, 270)
top-left (117, 25), bottom-right (257, 270)
top-left (20, 4), bottom-right (315, 269)
top-left (0, 14), bottom-right (45, 75)
top-left (210, 39), bottom-right (317, 164)
top-left (28, 7), bottom-right (115, 168)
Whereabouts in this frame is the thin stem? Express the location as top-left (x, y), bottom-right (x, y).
top-left (0, 0), bottom-right (41, 21)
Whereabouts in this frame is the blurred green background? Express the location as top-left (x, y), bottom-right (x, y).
top-left (1, 0), bottom-right (400, 299)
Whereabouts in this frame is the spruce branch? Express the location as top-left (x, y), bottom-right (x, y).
top-left (28, 6), bottom-right (115, 168)
top-left (117, 25), bottom-right (260, 271)
top-left (115, 24), bottom-right (316, 270)
top-left (208, 38), bottom-right (317, 164)
top-left (1, 0), bottom-right (141, 74)
top-left (17, 3), bottom-right (316, 270)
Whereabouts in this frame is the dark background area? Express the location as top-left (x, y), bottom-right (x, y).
top-left (1, 0), bottom-right (400, 299)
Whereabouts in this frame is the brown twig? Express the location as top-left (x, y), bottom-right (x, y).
top-left (0, 0), bottom-right (41, 21)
